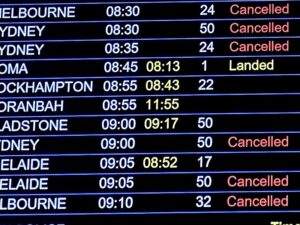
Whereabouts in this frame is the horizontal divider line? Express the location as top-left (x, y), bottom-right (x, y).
top-left (1, 36), bottom-right (299, 42)
top-left (0, 171), bottom-right (298, 177)
top-left (0, 17), bottom-right (298, 24)
top-left (1, 92), bottom-right (300, 99)
top-left (0, 190), bottom-right (298, 196)
top-left (0, 112), bottom-right (299, 118)
top-left (0, 131), bottom-right (299, 138)
top-left (0, 55), bottom-right (300, 62)
top-left (0, 0), bottom-right (296, 6)
top-left (0, 74), bottom-right (299, 80)
top-left (0, 151), bottom-right (299, 157)
top-left (0, 211), bottom-right (299, 216)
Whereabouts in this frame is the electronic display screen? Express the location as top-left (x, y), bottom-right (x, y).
top-left (0, 0), bottom-right (297, 224)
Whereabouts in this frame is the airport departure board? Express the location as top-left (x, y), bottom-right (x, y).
top-left (0, 0), bottom-right (299, 224)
